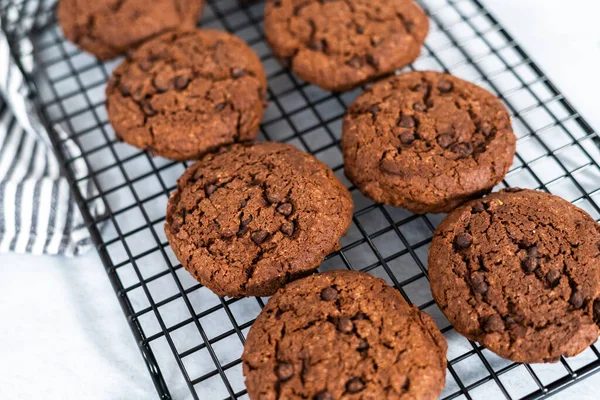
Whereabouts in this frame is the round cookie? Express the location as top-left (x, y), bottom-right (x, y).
top-left (342, 71), bottom-right (516, 214)
top-left (106, 29), bottom-right (267, 160)
top-left (242, 270), bottom-right (448, 400)
top-left (264, 0), bottom-right (429, 91)
top-left (165, 142), bottom-right (353, 297)
top-left (58, 0), bottom-right (205, 60)
top-left (429, 188), bottom-right (600, 363)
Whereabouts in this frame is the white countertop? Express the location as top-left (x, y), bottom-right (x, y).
top-left (1, 1), bottom-right (599, 399)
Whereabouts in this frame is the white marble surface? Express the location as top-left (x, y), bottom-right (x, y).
top-left (1, 1), bottom-right (600, 399)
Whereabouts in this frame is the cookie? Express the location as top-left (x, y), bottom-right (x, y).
top-left (263, 0), bottom-right (429, 91)
top-left (242, 270), bottom-right (447, 400)
top-left (57, 0), bottom-right (205, 60)
top-left (429, 188), bottom-right (600, 363)
top-left (164, 142), bottom-right (353, 297)
top-left (106, 29), bottom-right (267, 161)
top-left (341, 71), bottom-right (516, 214)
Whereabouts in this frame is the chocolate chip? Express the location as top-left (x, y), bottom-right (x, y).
top-left (192, 168), bottom-right (203, 181)
top-left (528, 246), bottom-right (539, 259)
top-left (454, 233), bottom-right (473, 249)
top-left (251, 230), bottom-right (268, 245)
top-left (472, 201), bottom-right (485, 213)
top-left (507, 320), bottom-right (527, 338)
top-left (309, 39), bottom-right (327, 52)
top-left (521, 246), bottom-right (539, 273)
top-left (237, 224), bottom-right (248, 236)
top-left (175, 75), bottom-right (190, 90)
top-left (371, 37), bottom-right (383, 47)
top-left (231, 67), bottom-right (246, 78)
top-left (280, 221), bottom-right (295, 236)
top-left (452, 142), bottom-right (473, 157)
top-left (398, 115), bottom-right (415, 128)
top-left (346, 378), bottom-right (364, 393)
top-left (405, 21), bottom-right (415, 32)
top-left (347, 55), bottom-right (362, 68)
top-left (215, 102), bottom-right (227, 111)
top-left (593, 299), bottom-right (600, 322)
top-left (521, 257), bottom-right (536, 274)
top-left (120, 82), bottom-right (132, 96)
top-left (142, 102), bottom-right (156, 116)
top-left (365, 54), bottom-right (378, 67)
top-left (470, 272), bottom-right (488, 294)
top-left (171, 218), bottom-right (181, 233)
top-left (276, 363), bottom-right (294, 381)
top-left (367, 104), bottom-right (380, 114)
top-left (238, 215), bottom-right (252, 236)
top-left (483, 314), bottom-right (503, 333)
top-left (266, 192), bottom-right (282, 204)
top-left (480, 121), bottom-right (494, 136)
top-left (139, 59), bottom-right (153, 72)
top-left (356, 25), bottom-right (364, 34)
top-left (399, 131), bottom-right (415, 145)
top-left (320, 287), bottom-right (338, 301)
top-left (337, 317), bottom-right (354, 333)
top-left (277, 202), bottom-right (293, 216)
top-left (153, 76), bottom-right (170, 92)
top-left (437, 79), bottom-right (454, 93)
top-left (413, 102), bottom-right (426, 112)
top-left (205, 184), bottom-right (217, 197)
top-left (241, 215), bottom-right (252, 227)
top-left (131, 87), bottom-right (144, 102)
top-left (315, 391), bottom-right (333, 400)
top-left (570, 289), bottom-right (584, 308)
top-left (545, 270), bottom-right (561, 287)
top-left (411, 83), bottom-right (429, 95)
top-left (354, 312), bottom-right (368, 320)
top-left (357, 339), bottom-right (369, 351)
top-left (437, 134), bottom-right (453, 149)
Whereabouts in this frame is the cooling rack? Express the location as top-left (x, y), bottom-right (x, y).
top-left (2, 0), bottom-right (600, 399)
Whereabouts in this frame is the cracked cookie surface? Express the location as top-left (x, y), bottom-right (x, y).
top-left (341, 71), bottom-right (516, 214)
top-left (165, 142), bottom-right (353, 297)
top-left (106, 29), bottom-right (267, 160)
top-left (58, 0), bottom-right (205, 60)
top-left (263, 0), bottom-right (428, 91)
top-left (242, 270), bottom-right (447, 400)
top-left (429, 188), bottom-right (600, 363)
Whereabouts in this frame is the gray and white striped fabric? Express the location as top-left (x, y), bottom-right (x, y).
top-left (0, 0), bottom-right (103, 256)
top-left (0, 96), bottom-right (95, 256)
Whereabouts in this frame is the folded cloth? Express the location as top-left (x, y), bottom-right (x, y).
top-left (0, 1), bottom-right (104, 256)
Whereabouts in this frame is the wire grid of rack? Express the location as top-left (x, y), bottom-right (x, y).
top-left (3, 0), bottom-right (600, 399)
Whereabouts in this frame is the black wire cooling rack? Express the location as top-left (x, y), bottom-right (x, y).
top-left (3, 0), bottom-right (600, 399)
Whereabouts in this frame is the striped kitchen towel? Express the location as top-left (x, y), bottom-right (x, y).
top-left (0, 96), bottom-right (98, 256)
top-left (0, 0), bottom-right (104, 256)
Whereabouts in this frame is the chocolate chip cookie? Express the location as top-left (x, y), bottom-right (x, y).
top-left (264, 0), bottom-right (429, 91)
top-left (105, 29), bottom-right (267, 160)
top-left (242, 270), bottom-right (447, 399)
top-left (342, 71), bottom-right (516, 214)
top-left (165, 142), bottom-right (353, 297)
top-left (429, 188), bottom-right (600, 363)
top-left (58, 0), bottom-right (205, 60)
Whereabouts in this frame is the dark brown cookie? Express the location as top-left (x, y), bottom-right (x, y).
top-left (165, 142), bottom-right (353, 297)
top-left (242, 270), bottom-right (447, 400)
top-left (263, 0), bottom-right (429, 91)
top-left (105, 29), bottom-right (267, 160)
top-left (342, 71), bottom-right (516, 214)
top-left (429, 188), bottom-right (600, 363)
top-left (57, 0), bottom-right (205, 60)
